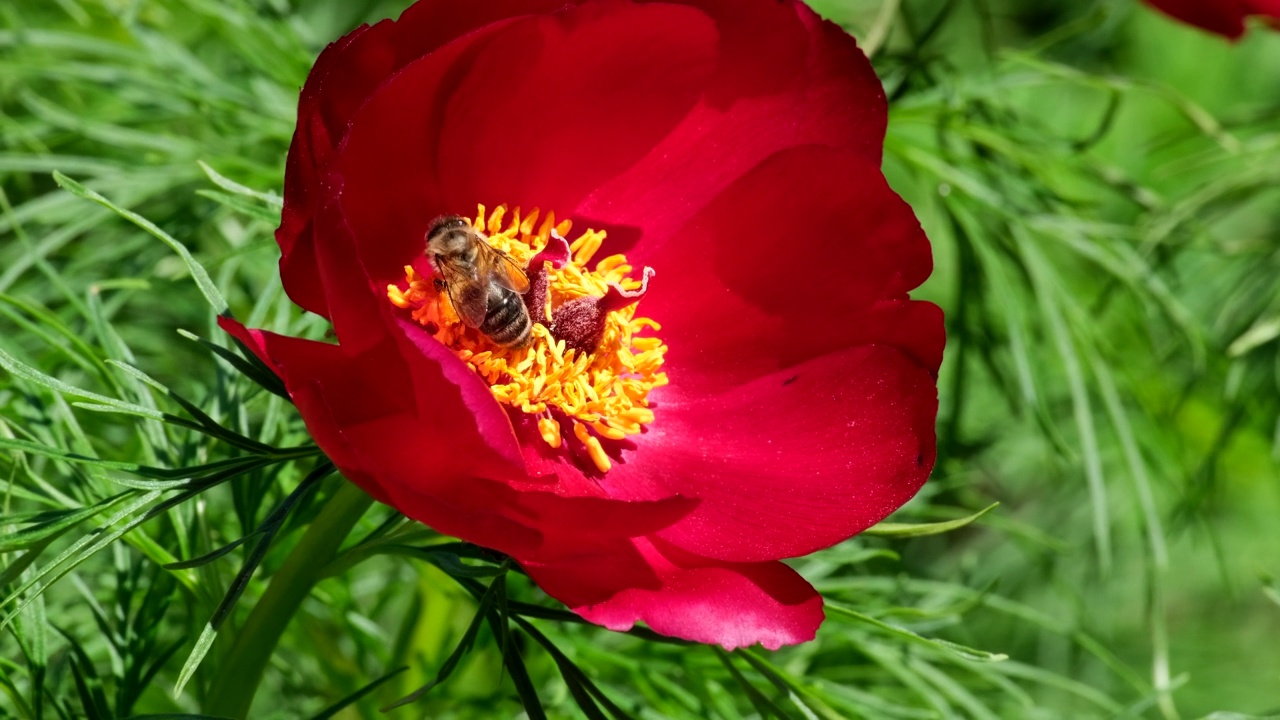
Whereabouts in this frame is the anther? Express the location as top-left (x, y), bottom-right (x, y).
top-left (574, 422), bottom-right (612, 473)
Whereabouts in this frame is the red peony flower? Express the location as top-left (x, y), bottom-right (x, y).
top-left (1142, 0), bottom-right (1280, 38)
top-left (221, 0), bottom-right (943, 649)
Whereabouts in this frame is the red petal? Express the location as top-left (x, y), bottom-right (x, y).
top-left (279, 0), bottom-right (572, 316)
top-left (378, 470), bottom-right (696, 563)
top-left (218, 316), bottom-right (406, 504)
top-left (605, 345), bottom-right (938, 563)
top-left (573, 1), bottom-right (885, 248)
top-left (523, 537), bottom-right (823, 649)
top-left (662, 0), bottom-right (811, 103)
top-left (520, 145), bottom-right (943, 563)
top-left (329, 23), bottom-right (508, 291)
top-left (639, 145), bottom-right (940, 394)
top-left (334, 1), bottom-right (717, 289)
top-left (1143, 0), bottom-right (1280, 38)
top-left (432, 1), bottom-right (718, 227)
top-left (219, 316), bottom-right (696, 560)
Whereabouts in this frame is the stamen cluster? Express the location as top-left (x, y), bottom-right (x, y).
top-left (389, 205), bottom-right (666, 473)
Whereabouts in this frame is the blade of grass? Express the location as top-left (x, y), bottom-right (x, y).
top-left (51, 172), bottom-right (229, 316)
top-left (863, 503), bottom-right (999, 538)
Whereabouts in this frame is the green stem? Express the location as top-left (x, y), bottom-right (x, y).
top-left (204, 480), bottom-right (373, 718)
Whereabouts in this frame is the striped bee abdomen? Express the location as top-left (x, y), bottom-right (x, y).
top-left (481, 286), bottom-right (532, 348)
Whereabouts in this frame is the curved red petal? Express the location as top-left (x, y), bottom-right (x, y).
top-left (603, 345), bottom-right (938, 563)
top-left (573, 2), bottom-right (885, 249)
top-left (329, 21), bottom-right (512, 291)
top-left (275, 24), bottom-right (366, 319)
top-left (334, 0), bottom-right (718, 289)
top-left (217, 316), bottom-right (406, 505)
top-left (663, 0), bottom-right (811, 103)
top-left (219, 317), bottom-right (696, 559)
top-left (1143, 0), bottom-right (1280, 37)
top-left (219, 216), bottom-right (529, 500)
top-left (378, 472), bottom-right (697, 563)
top-left (280, 0), bottom-right (573, 316)
top-left (638, 145), bottom-right (939, 394)
top-left (432, 1), bottom-right (718, 226)
top-left (523, 537), bottom-right (824, 649)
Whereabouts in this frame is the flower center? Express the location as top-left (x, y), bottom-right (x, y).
top-left (388, 205), bottom-right (666, 474)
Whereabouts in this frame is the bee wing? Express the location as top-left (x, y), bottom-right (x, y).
top-left (477, 242), bottom-right (531, 294)
top-left (436, 259), bottom-right (489, 328)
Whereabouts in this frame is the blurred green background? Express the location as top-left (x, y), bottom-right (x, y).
top-left (1, 0), bottom-right (1278, 718)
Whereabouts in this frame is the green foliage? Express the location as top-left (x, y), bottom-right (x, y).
top-left (1, 0), bottom-right (1278, 719)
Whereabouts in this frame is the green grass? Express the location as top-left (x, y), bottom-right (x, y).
top-left (2, 0), bottom-right (1279, 717)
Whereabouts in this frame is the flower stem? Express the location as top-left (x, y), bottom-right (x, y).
top-left (203, 480), bottom-right (373, 719)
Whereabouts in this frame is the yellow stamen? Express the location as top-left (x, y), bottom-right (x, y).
top-left (590, 421), bottom-right (628, 441)
top-left (574, 421), bottom-right (612, 473)
top-left (538, 417), bottom-right (562, 449)
top-left (388, 204), bottom-right (665, 474)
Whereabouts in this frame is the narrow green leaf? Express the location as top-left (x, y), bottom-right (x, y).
top-left (1, 489), bottom-right (163, 621)
top-left (863, 503), bottom-right (999, 538)
top-left (0, 493), bottom-right (131, 552)
top-left (136, 636), bottom-right (188, 701)
top-left (197, 160), bottom-right (283, 208)
top-left (52, 171), bottom-right (229, 315)
top-left (418, 548), bottom-right (509, 578)
top-left (209, 467), bottom-right (328, 628)
top-left (0, 668), bottom-right (36, 720)
top-left (910, 658), bottom-right (1001, 720)
top-left (0, 540), bottom-right (56, 592)
top-left (172, 466), bottom-right (329, 695)
top-left (160, 534), bottom-right (252, 571)
top-left (308, 666), bottom-right (407, 720)
top-left (203, 482), bottom-right (374, 717)
top-left (177, 330), bottom-right (288, 400)
top-left (0, 347), bottom-right (161, 420)
top-left (713, 648), bottom-right (792, 720)
top-left (1263, 577), bottom-right (1280, 608)
top-left (101, 457), bottom-right (277, 490)
top-left (55, 627), bottom-right (111, 720)
top-left (171, 624), bottom-right (215, 698)
top-left (825, 603), bottom-right (1008, 662)
top-left (0, 291), bottom-right (106, 383)
top-left (991, 660), bottom-right (1124, 712)
top-left (844, 635), bottom-right (947, 712)
top-left (68, 657), bottom-right (108, 720)
top-left (121, 707), bottom-right (235, 712)
top-left (737, 650), bottom-right (848, 720)
top-left (1, 453), bottom-right (274, 629)
top-left (1228, 314), bottom-right (1280, 357)
top-left (517, 617), bottom-right (636, 720)
top-left (105, 360), bottom-right (280, 456)
top-left (486, 610), bottom-right (547, 720)
top-left (1020, 237), bottom-right (1112, 573)
top-left (550, 655), bottom-right (609, 720)
top-left (194, 190), bottom-right (280, 222)
top-left (380, 575), bottom-right (505, 711)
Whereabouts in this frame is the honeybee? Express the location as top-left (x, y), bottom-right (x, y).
top-left (425, 215), bottom-right (533, 348)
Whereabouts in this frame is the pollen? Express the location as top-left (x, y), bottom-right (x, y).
top-left (388, 204), bottom-right (666, 474)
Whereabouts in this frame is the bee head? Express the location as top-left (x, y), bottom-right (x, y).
top-left (426, 214), bottom-right (470, 243)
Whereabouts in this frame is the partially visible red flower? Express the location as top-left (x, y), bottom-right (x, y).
top-left (1143, 0), bottom-right (1280, 38)
top-left (222, 0), bottom-right (943, 649)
